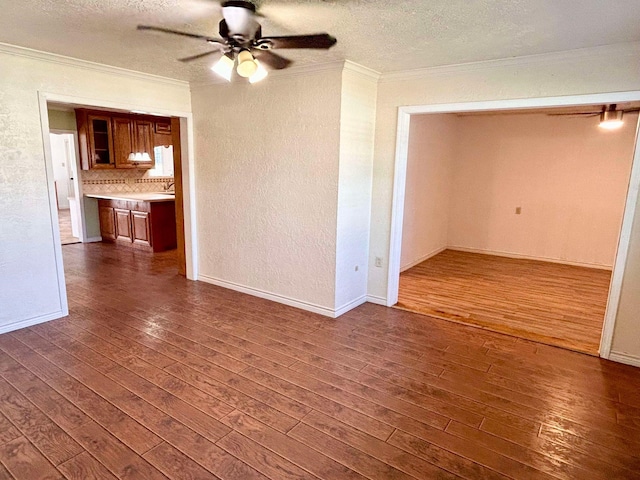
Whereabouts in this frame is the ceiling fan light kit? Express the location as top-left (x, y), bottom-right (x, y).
top-left (138, 0), bottom-right (337, 84)
top-left (211, 53), bottom-right (235, 81)
top-left (599, 108), bottom-right (624, 130)
top-left (548, 103), bottom-right (636, 130)
top-left (249, 60), bottom-right (269, 83)
top-left (236, 49), bottom-right (258, 77)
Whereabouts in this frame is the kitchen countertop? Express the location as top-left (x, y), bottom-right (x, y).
top-left (84, 192), bottom-right (175, 202)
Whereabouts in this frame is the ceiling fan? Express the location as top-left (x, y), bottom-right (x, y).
top-left (548, 104), bottom-right (640, 130)
top-left (138, 0), bottom-right (337, 83)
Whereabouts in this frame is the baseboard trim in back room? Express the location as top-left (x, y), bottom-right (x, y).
top-left (609, 351), bottom-right (640, 368)
top-left (448, 246), bottom-right (613, 270)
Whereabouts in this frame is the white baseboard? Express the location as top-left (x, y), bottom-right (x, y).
top-left (608, 351), bottom-right (640, 368)
top-left (448, 246), bottom-right (613, 270)
top-left (400, 246), bottom-right (447, 272)
top-left (85, 236), bottom-right (102, 243)
top-left (198, 274), bottom-right (338, 318)
top-left (334, 295), bottom-right (367, 317)
top-left (366, 294), bottom-right (388, 306)
top-left (0, 310), bottom-right (67, 335)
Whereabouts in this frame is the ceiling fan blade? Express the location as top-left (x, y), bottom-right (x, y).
top-left (137, 25), bottom-right (225, 45)
top-left (258, 33), bottom-right (337, 49)
top-left (178, 50), bottom-right (223, 63)
top-left (254, 50), bottom-right (292, 70)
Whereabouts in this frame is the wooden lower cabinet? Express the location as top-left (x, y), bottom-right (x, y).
top-left (131, 211), bottom-right (151, 247)
top-left (114, 208), bottom-right (133, 242)
top-left (98, 199), bottom-right (176, 252)
top-left (98, 205), bottom-right (116, 241)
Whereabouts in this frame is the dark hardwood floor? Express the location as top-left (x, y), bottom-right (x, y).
top-left (1, 243), bottom-right (639, 479)
top-left (397, 250), bottom-right (611, 355)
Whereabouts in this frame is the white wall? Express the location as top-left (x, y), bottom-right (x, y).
top-left (366, 42), bottom-right (640, 362)
top-left (400, 114), bottom-right (456, 270)
top-left (191, 66), bottom-right (344, 313)
top-left (0, 44), bottom-right (191, 333)
top-left (334, 64), bottom-right (378, 311)
top-left (447, 113), bottom-right (636, 267)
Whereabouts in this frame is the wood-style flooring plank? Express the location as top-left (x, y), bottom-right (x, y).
top-left (299, 410), bottom-right (463, 480)
top-left (54, 310), bottom-right (309, 432)
top-left (0, 333), bottom-right (163, 456)
top-left (1, 243), bottom-right (639, 480)
top-left (0, 411), bottom-right (21, 446)
top-left (397, 250), bottom-right (609, 354)
top-left (0, 437), bottom-right (63, 480)
top-left (221, 410), bottom-right (367, 479)
top-left (57, 451), bottom-right (118, 480)
top-left (67, 420), bottom-right (168, 480)
top-left (0, 378), bottom-right (83, 466)
top-left (143, 441), bottom-right (220, 480)
top-left (0, 350), bottom-right (91, 432)
top-left (217, 431), bottom-right (320, 480)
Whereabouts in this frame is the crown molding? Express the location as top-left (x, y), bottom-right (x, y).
top-left (343, 60), bottom-right (381, 82)
top-left (0, 42), bottom-right (189, 88)
top-left (379, 41), bottom-right (640, 83)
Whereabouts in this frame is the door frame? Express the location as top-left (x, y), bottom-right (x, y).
top-left (38, 91), bottom-right (199, 297)
top-left (50, 129), bottom-right (86, 242)
top-left (386, 91), bottom-right (640, 360)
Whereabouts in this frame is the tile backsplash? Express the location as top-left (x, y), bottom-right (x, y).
top-left (81, 169), bottom-right (174, 194)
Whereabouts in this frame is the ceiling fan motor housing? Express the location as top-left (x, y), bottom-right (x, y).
top-left (221, 0), bottom-right (259, 43)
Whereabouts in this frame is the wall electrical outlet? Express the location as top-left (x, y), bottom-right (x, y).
top-left (375, 257), bottom-right (383, 268)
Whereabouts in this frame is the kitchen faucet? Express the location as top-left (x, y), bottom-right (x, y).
top-left (164, 181), bottom-right (175, 192)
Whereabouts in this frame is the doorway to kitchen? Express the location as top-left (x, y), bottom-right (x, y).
top-left (46, 102), bottom-right (190, 277)
top-left (40, 91), bottom-right (198, 325)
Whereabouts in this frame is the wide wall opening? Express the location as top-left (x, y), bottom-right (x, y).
top-left (394, 104), bottom-right (639, 355)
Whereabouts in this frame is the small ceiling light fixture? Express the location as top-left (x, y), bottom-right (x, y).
top-left (211, 53), bottom-right (235, 82)
top-left (249, 59), bottom-right (268, 83)
top-left (599, 105), bottom-right (624, 130)
top-left (210, 51), bottom-right (268, 83)
top-left (236, 49), bottom-right (258, 78)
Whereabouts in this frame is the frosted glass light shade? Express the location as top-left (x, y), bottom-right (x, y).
top-left (249, 60), bottom-right (268, 83)
top-left (211, 54), bottom-right (234, 81)
top-left (237, 50), bottom-right (258, 78)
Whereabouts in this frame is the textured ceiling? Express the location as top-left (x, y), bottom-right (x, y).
top-left (2, 0), bottom-right (640, 82)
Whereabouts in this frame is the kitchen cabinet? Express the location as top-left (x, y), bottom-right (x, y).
top-left (114, 208), bottom-right (133, 242)
top-left (98, 204), bottom-right (116, 240)
top-left (113, 116), bottom-right (155, 169)
top-left (132, 211), bottom-right (151, 247)
top-left (76, 109), bottom-right (170, 170)
top-left (96, 198), bottom-right (176, 252)
top-left (77, 111), bottom-right (115, 170)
